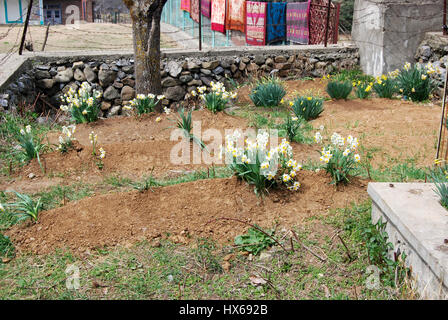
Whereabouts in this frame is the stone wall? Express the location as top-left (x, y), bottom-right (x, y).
top-left (0, 45), bottom-right (359, 118)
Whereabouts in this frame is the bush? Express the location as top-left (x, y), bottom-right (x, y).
top-left (249, 77), bottom-right (286, 108)
top-left (60, 82), bottom-right (102, 123)
top-left (315, 132), bottom-right (361, 184)
top-left (373, 75), bottom-right (398, 99)
top-left (124, 93), bottom-right (165, 115)
top-left (354, 81), bottom-right (373, 99)
top-left (291, 96), bottom-right (324, 121)
top-left (224, 130), bottom-right (302, 195)
top-left (396, 62), bottom-right (436, 102)
top-left (195, 82), bottom-right (237, 113)
top-left (326, 80), bottom-right (352, 100)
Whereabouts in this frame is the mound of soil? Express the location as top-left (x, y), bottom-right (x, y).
top-left (8, 171), bottom-right (368, 255)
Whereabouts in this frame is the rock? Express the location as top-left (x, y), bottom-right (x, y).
top-left (113, 81), bottom-right (124, 89)
top-left (122, 65), bottom-right (134, 74)
top-left (220, 59), bottom-right (232, 69)
top-left (200, 68), bottom-right (212, 76)
top-left (107, 105), bottom-right (121, 117)
top-left (36, 65), bottom-right (51, 71)
top-left (28, 173), bottom-right (35, 179)
top-left (420, 45), bottom-right (432, 58)
top-left (202, 60), bottom-right (220, 70)
top-left (187, 61), bottom-right (200, 71)
top-left (179, 74), bottom-right (193, 83)
top-left (187, 79), bottom-right (202, 86)
top-left (164, 86), bottom-right (186, 101)
top-left (247, 63), bottom-right (259, 72)
top-left (72, 61), bottom-right (84, 69)
top-left (166, 61), bottom-right (182, 78)
top-left (55, 68), bottom-right (74, 83)
top-left (35, 70), bottom-right (51, 80)
top-left (101, 101), bottom-right (112, 111)
top-left (37, 79), bottom-right (55, 89)
top-left (121, 86), bottom-right (135, 101)
top-left (259, 252), bottom-right (272, 262)
top-left (162, 77), bottom-right (179, 87)
top-left (230, 64), bottom-right (238, 73)
top-left (275, 56), bottom-right (287, 63)
top-left (36, 116), bottom-right (51, 125)
top-left (103, 86), bottom-right (119, 101)
top-left (83, 66), bottom-right (97, 83)
top-left (62, 82), bottom-right (78, 94)
top-left (74, 68), bottom-right (86, 81)
top-left (100, 63), bottom-right (109, 70)
top-left (239, 62), bottom-right (246, 71)
top-left (98, 70), bottom-right (116, 87)
top-left (200, 76), bottom-right (213, 86)
top-left (213, 66), bottom-right (224, 75)
top-left (254, 55), bottom-right (266, 65)
top-left (241, 57), bottom-right (250, 64)
top-left (265, 58), bottom-right (274, 67)
top-left (122, 77), bottom-right (135, 87)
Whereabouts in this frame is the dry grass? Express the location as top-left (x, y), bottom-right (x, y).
top-left (0, 22), bottom-right (177, 53)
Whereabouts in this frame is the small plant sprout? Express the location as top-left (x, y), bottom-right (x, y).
top-left (6, 191), bottom-right (43, 223)
top-left (57, 125), bottom-right (76, 153)
top-left (124, 94), bottom-right (166, 115)
top-left (60, 82), bottom-right (102, 123)
top-left (224, 130), bottom-right (302, 195)
top-left (316, 132), bottom-right (361, 185)
top-left (172, 108), bottom-right (206, 149)
top-left (89, 131), bottom-right (106, 169)
top-left (199, 82), bottom-right (237, 113)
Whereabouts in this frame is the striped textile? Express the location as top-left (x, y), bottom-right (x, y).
top-left (286, 1), bottom-right (311, 44)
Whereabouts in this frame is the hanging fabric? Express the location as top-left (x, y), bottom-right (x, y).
top-left (190, 0), bottom-right (200, 23)
top-left (181, 0), bottom-right (191, 12)
top-left (245, 1), bottom-right (267, 46)
top-left (211, 0), bottom-right (226, 33)
top-left (226, 0), bottom-right (246, 33)
top-left (286, 1), bottom-right (311, 45)
top-left (266, 2), bottom-right (287, 45)
top-left (201, 0), bottom-right (212, 19)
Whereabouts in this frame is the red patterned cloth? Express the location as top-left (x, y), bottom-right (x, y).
top-left (226, 0), bottom-right (245, 33)
top-left (211, 0), bottom-right (226, 33)
top-left (246, 1), bottom-right (267, 46)
top-left (190, 0), bottom-right (200, 23)
top-left (201, 0), bottom-right (211, 19)
top-left (181, 0), bottom-right (190, 12)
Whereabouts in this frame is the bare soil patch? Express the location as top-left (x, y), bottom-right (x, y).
top-left (8, 171), bottom-right (368, 255)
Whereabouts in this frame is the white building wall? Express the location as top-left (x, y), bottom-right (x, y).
top-left (0, 1), bottom-right (6, 24)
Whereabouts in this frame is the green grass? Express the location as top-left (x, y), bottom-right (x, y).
top-left (0, 202), bottom-right (415, 299)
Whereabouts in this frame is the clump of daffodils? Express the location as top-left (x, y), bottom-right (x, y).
top-left (123, 93), bottom-right (166, 115)
top-left (15, 125), bottom-right (47, 173)
top-left (193, 82), bottom-right (237, 113)
top-left (89, 131), bottom-right (106, 169)
top-left (224, 130), bottom-right (301, 195)
top-left (315, 132), bottom-right (361, 185)
top-left (353, 80), bottom-right (373, 99)
top-left (57, 125), bottom-right (76, 153)
top-left (372, 74), bottom-right (398, 99)
top-left (396, 61), bottom-right (437, 102)
top-left (60, 82), bottom-right (102, 124)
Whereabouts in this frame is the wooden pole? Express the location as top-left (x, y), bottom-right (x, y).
top-left (199, 0), bottom-right (202, 51)
top-left (324, 0), bottom-right (332, 47)
top-left (436, 67), bottom-right (448, 160)
top-left (41, 22), bottom-right (51, 51)
top-left (19, 0), bottom-right (34, 55)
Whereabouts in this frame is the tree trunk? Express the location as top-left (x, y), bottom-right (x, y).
top-left (125, 0), bottom-right (167, 111)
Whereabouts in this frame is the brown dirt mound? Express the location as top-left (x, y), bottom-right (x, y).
top-left (7, 170), bottom-right (368, 255)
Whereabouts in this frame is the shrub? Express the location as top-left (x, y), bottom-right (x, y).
top-left (291, 96), bottom-right (324, 121)
top-left (60, 82), bottom-right (102, 123)
top-left (373, 74), bottom-right (398, 99)
top-left (57, 125), bottom-right (76, 153)
top-left (224, 130), bottom-right (302, 195)
top-left (396, 62), bottom-right (437, 102)
top-left (326, 80), bottom-right (352, 100)
top-left (124, 93), bottom-right (165, 115)
top-left (249, 77), bottom-right (286, 108)
top-left (315, 132), bottom-right (361, 184)
top-left (195, 82), bottom-right (237, 113)
top-left (354, 81), bottom-right (373, 99)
